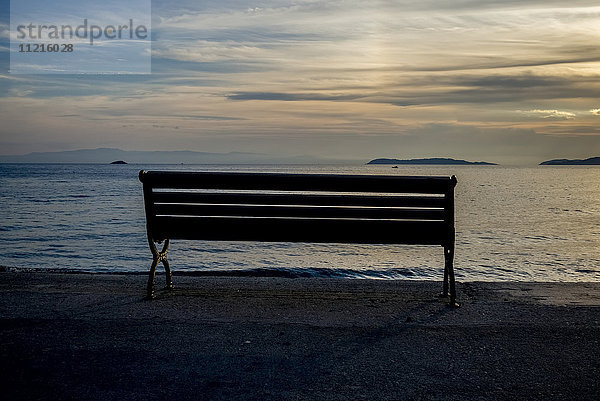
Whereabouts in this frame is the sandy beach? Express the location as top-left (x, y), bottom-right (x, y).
top-left (1, 272), bottom-right (599, 400)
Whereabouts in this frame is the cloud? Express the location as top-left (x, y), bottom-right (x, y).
top-left (523, 109), bottom-right (576, 120)
top-left (228, 92), bottom-right (364, 102)
top-left (153, 40), bottom-right (276, 63)
top-left (227, 72), bottom-right (600, 107)
top-left (0, 22), bottom-right (9, 39)
top-left (8, 88), bottom-right (33, 97)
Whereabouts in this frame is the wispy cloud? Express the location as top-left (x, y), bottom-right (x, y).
top-left (522, 109), bottom-right (577, 120)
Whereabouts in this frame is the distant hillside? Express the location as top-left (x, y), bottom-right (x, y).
top-left (0, 148), bottom-right (336, 164)
top-left (540, 157), bottom-right (600, 165)
top-left (367, 157), bottom-right (497, 165)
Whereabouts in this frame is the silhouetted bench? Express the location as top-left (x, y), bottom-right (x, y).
top-left (139, 171), bottom-right (459, 305)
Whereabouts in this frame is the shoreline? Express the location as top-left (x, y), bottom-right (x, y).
top-left (3, 265), bottom-right (599, 283)
top-left (1, 272), bottom-right (599, 400)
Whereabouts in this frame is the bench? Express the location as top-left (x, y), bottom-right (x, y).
top-left (139, 171), bottom-right (459, 306)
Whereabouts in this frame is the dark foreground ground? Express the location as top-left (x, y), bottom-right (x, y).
top-left (0, 272), bottom-right (599, 400)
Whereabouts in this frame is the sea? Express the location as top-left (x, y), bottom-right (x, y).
top-left (0, 163), bottom-right (599, 281)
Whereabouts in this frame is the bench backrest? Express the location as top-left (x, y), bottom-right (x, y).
top-left (139, 171), bottom-right (457, 246)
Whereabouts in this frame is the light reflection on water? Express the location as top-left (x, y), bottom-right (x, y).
top-left (0, 163), bottom-right (598, 281)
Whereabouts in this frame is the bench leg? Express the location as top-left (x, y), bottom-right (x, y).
top-left (163, 256), bottom-right (173, 290)
top-left (442, 250), bottom-right (449, 297)
top-left (146, 257), bottom-right (159, 300)
top-left (146, 238), bottom-right (171, 300)
top-left (444, 245), bottom-right (459, 307)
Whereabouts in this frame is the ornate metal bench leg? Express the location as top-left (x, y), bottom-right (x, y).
top-left (163, 258), bottom-right (173, 290)
top-left (146, 258), bottom-right (159, 299)
top-left (146, 236), bottom-right (171, 300)
top-left (160, 239), bottom-right (173, 290)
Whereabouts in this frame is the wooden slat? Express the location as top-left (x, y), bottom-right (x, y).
top-left (152, 192), bottom-right (446, 208)
top-left (140, 171), bottom-right (456, 194)
top-left (153, 204), bottom-right (445, 220)
top-left (151, 216), bottom-right (447, 245)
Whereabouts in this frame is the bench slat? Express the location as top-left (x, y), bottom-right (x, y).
top-left (141, 171), bottom-right (454, 194)
top-left (153, 204), bottom-right (445, 220)
top-left (151, 216), bottom-right (447, 245)
top-left (152, 192), bottom-right (446, 208)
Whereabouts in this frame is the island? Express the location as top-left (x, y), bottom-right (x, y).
top-left (540, 157), bottom-right (600, 165)
top-left (110, 160), bottom-right (128, 164)
top-left (367, 157), bottom-right (497, 165)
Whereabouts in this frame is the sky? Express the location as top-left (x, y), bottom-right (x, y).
top-left (1, 0), bottom-right (600, 165)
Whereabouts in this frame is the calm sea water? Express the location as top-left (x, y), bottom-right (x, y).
top-left (0, 163), bottom-right (598, 281)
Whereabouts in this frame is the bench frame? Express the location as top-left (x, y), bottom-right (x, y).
top-left (139, 171), bottom-right (458, 306)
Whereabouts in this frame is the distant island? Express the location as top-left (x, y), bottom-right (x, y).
top-left (110, 160), bottom-right (127, 164)
top-left (367, 158), bottom-right (497, 165)
top-left (540, 157), bottom-right (600, 165)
